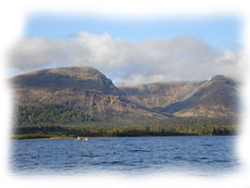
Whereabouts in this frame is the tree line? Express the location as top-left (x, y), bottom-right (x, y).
top-left (12, 104), bottom-right (238, 139)
top-left (13, 123), bottom-right (237, 139)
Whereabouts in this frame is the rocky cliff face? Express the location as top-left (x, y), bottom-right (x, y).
top-left (11, 66), bottom-right (161, 119)
top-left (11, 67), bottom-right (239, 119)
top-left (119, 75), bottom-right (239, 117)
top-left (119, 81), bottom-right (204, 109)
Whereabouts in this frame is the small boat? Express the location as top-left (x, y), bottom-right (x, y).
top-left (76, 136), bottom-right (88, 141)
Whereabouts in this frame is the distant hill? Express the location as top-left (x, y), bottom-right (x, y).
top-left (11, 66), bottom-right (162, 119)
top-left (119, 75), bottom-right (239, 117)
top-left (11, 66), bottom-right (239, 120)
top-left (11, 66), bottom-right (240, 138)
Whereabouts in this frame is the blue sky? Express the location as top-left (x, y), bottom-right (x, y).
top-left (10, 14), bottom-right (243, 83)
top-left (24, 14), bottom-right (241, 51)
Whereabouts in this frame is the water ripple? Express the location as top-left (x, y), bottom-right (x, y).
top-left (10, 136), bottom-right (239, 176)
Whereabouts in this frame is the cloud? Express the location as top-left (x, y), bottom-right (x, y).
top-left (9, 31), bottom-right (245, 85)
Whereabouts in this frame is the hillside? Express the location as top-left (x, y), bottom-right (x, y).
top-left (119, 81), bottom-right (204, 109)
top-left (14, 104), bottom-right (99, 127)
top-left (10, 67), bottom-right (239, 138)
top-left (11, 66), bottom-right (161, 119)
top-left (11, 66), bottom-right (239, 120)
top-left (119, 75), bottom-right (239, 117)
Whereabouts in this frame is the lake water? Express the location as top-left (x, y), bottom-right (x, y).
top-left (10, 136), bottom-right (239, 177)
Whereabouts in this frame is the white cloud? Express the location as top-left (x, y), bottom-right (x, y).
top-left (9, 31), bottom-right (245, 85)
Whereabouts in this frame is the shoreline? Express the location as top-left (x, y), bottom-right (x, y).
top-left (11, 133), bottom-right (237, 140)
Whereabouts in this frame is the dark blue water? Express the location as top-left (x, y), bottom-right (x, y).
top-left (10, 136), bottom-right (239, 176)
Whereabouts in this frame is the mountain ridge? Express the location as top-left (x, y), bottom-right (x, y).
top-left (11, 66), bottom-right (163, 119)
top-left (119, 74), bottom-right (239, 117)
top-left (11, 66), bottom-right (239, 119)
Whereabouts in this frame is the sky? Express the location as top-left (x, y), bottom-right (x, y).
top-left (9, 13), bottom-right (244, 85)
top-left (24, 14), bottom-right (241, 49)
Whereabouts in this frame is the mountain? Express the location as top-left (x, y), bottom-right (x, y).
top-left (11, 66), bottom-right (239, 120)
top-left (119, 75), bottom-right (239, 117)
top-left (161, 75), bottom-right (239, 117)
top-left (11, 66), bottom-right (161, 119)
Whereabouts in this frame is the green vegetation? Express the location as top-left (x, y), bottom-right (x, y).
top-left (13, 123), bottom-right (237, 139)
top-left (14, 104), bottom-right (99, 126)
top-left (12, 105), bottom-right (238, 139)
top-left (12, 104), bottom-right (238, 139)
